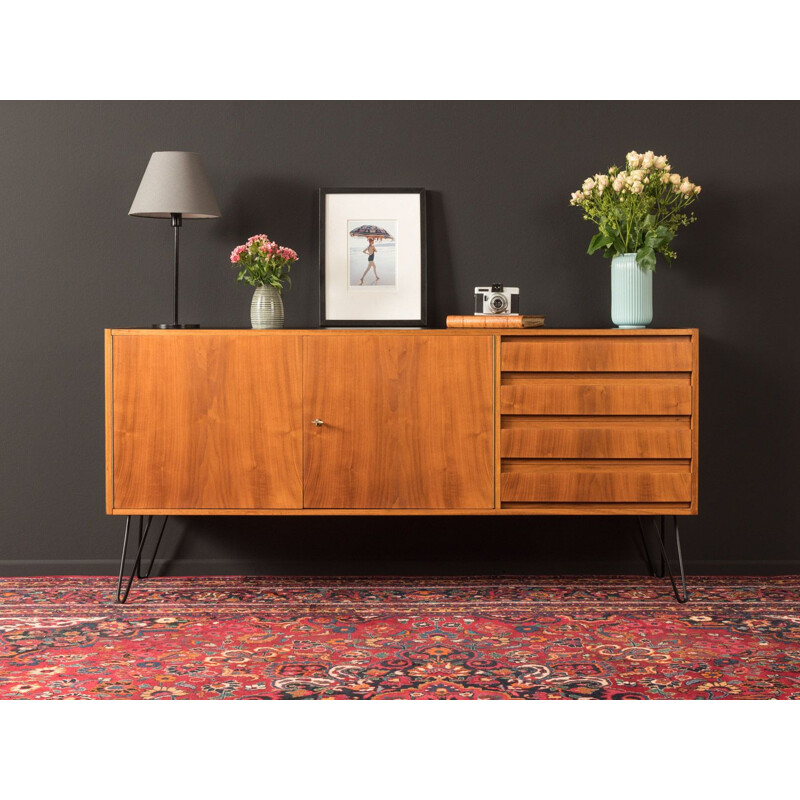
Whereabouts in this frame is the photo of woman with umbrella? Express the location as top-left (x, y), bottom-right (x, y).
top-left (348, 222), bottom-right (397, 287)
top-left (359, 237), bottom-right (379, 284)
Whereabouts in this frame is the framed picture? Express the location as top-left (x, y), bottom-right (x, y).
top-left (319, 188), bottom-right (427, 327)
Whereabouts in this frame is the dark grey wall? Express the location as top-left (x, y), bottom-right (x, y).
top-left (1, 101), bottom-right (798, 576)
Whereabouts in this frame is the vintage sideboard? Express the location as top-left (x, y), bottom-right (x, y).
top-left (105, 328), bottom-right (698, 599)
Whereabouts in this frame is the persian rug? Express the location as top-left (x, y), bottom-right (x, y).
top-left (0, 576), bottom-right (798, 699)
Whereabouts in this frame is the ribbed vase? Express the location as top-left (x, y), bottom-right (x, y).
top-left (611, 253), bottom-right (653, 329)
top-left (250, 284), bottom-right (284, 329)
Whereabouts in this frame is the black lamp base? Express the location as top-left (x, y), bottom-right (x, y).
top-left (152, 323), bottom-right (200, 329)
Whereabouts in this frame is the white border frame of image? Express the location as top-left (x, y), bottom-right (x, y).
top-left (320, 189), bottom-right (426, 327)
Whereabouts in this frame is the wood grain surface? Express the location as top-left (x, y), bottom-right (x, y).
top-left (501, 416), bottom-right (691, 459)
top-left (108, 504), bottom-right (693, 516)
top-left (691, 331), bottom-right (700, 512)
top-left (110, 328), bottom-right (696, 337)
top-left (105, 331), bottom-right (114, 513)
top-left (111, 333), bottom-right (303, 510)
top-left (303, 335), bottom-right (494, 509)
top-left (493, 336), bottom-right (502, 509)
top-left (106, 328), bottom-right (699, 515)
top-left (501, 335), bottom-right (693, 372)
top-left (500, 373), bottom-right (691, 415)
top-left (501, 460), bottom-right (692, 503)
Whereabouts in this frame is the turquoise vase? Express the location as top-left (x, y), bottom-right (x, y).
top-left (611, 253), bottom-right (653, 329)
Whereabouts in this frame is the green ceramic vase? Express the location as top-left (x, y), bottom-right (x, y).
top-left (611, 253), bottom-right (653, 329)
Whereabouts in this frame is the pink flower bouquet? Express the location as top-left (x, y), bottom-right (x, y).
top-left (230, 234), bottom-right (299, 292)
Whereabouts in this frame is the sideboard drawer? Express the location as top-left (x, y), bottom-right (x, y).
top-left (501, 335), bottom-right (692, 372)
top-left (500, 374), bottom-right (691, 415)
top-left (501, 461), bottom-right (692, 503)
top-left (501, 417), bottom-right (691, 459)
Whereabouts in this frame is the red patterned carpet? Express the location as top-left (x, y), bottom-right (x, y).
top-left (0, 576), bottom-right (798, 699)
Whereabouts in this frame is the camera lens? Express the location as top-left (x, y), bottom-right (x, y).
top-left (489, 294), bottom-right (508, 312)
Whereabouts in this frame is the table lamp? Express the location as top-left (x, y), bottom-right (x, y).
top-left (129, 151), bottom-right (221, 328)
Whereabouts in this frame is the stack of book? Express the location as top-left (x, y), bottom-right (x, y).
top-left (446, 315), bottom-right (545, 328)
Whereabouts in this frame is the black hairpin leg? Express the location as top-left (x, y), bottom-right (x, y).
top-left (136, 516), bottom-right (169, 579)
top-left (116, 515), bottom-right (169, 603)
top-left (637, 515), bottom-right (689, 603)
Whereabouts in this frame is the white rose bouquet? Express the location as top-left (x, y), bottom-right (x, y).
top-left (570, 150), bottom-right (701, 271)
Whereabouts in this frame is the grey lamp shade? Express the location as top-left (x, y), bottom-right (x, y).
top-left (129, 151), bottom-right (221, 219)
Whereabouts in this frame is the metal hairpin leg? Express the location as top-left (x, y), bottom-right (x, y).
top-left (637, 515), bottom-right (689, 603)
top-left (116, 515), bottom-right (169, 603)
top-left (137, 516), bottom-right (169, 580)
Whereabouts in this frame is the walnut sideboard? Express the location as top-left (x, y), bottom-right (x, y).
top-left (106, 328), bottom-right (698, 602)
top-left (105, 328), bottom-right (698, 516)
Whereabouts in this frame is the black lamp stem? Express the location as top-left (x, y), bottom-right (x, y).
top-left (153, 212), bottom-right (197, 328)
top-left (171, 212), bottom-right (182, 327)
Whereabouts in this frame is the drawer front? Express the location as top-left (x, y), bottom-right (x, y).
top-left (501, 335), bottom-right (692, 372)
top-left (501, 417), bottom-right (691, 459)
top-left (501, 462), bottom-right (692, 503)
top-left (500, 375), bottom-right (691, 415)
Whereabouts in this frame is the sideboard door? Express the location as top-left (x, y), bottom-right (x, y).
top-left (303, 335), bottom-right (494, 509)
top-left (111, 333), bottom-right (303, 510)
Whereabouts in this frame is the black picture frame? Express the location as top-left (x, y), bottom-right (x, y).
top-left (319, 188), bottom-right (427, 327)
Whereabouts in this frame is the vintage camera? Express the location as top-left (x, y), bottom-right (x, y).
top-left (474, 284), bottom-right (520, 315)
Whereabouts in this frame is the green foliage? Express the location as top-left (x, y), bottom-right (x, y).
top-left (570, 151), bottom-right (701, 271)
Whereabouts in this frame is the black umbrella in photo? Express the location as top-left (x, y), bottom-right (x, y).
top-left (349, 224), bottom-right (394, 240)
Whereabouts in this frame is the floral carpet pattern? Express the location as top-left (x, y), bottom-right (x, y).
top-left (0, 576), bottom-right (798, 699)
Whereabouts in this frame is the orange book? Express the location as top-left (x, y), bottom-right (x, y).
top-left (446, 315), bottom-right (545, 328)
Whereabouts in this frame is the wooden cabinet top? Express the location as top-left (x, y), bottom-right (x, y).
top-left (108, 328), bottom-right (697, 336)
